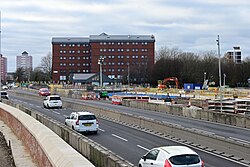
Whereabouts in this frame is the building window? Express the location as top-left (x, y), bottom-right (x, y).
top-left (77, 63), bottom-right (80, 66)
top-left (126, 49), bottom-right (130, 52)
top-left (127, 55), bottom-right (130, 58)
top-left (77, 44), bottom-right (80, 47)
top-left (126, 42), bottom-right (129, 45)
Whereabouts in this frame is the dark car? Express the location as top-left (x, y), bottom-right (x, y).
top-left (1, 91), bottom-right (9, 100)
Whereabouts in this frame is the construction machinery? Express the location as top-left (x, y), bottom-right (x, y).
top-left (158, 77), bottom-right (179, 89)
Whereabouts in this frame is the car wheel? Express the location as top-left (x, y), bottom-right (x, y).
top-left (47, 104), bottom-right (50, 109)
top-left (65, 122), bottom-right (67, 125)
top-left (43, 104), bottom-right (46, 108)
top-left (139, 164), bottom-right (142, 167)
top-left (72, 126), bottom-right (75, 130)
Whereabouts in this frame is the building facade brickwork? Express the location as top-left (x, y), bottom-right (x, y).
top-left (52, 33), bottom-right (155, 83)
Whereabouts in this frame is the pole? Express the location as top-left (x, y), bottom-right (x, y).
top-left (100, 62), bottom-right (102, 87)
top-left (224, 73), bottom-right (226, 86)
top-left (216, 35), bottom-right (223, 112)
top-left (98, 57), bottom-right (104, 88)
top-left (204, 72), bottom-right (206, 82)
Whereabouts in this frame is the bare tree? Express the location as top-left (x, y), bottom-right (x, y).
top-left (41, 52), bottom-right (52, 81)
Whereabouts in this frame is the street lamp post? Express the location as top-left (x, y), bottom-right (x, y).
top-left (223, 73), bottom-right (226, 86)
top-left (204, 72), bottom-right (206, 82)
top-left (216, 35), bottom-right (223, 112)
top-left (98, 57), bottom-right (104, 87)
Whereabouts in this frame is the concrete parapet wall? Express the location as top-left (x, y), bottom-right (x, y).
top-left (0, 102), bottom-right (94, 167)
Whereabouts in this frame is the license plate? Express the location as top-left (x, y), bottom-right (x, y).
top-left (83, 123), bottom-right (92, 126)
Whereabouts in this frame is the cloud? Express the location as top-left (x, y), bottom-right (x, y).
top-left (1, 0), bottom-right (250, 72)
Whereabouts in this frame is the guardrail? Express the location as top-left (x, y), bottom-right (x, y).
top-left (10, 90), bottom-right (250, 165)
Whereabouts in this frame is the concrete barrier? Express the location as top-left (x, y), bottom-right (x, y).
top-left (0, 102), bottom-right (95, 167)
top-left (122, 99), bottom-right (250, 129)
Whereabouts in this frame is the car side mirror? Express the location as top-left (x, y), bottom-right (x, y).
top-left (142, 156), bottom-right (146, 161)
top-left (66, 116), bottom-right (70, 119)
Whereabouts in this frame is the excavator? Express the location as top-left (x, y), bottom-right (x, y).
top-left (158, 77), bottom-right (179, 89)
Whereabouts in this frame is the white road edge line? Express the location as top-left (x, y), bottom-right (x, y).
top-left (112, 134), bottom-right (128, 142)
top-left (137, 145), bottom-right (149, 151)
top-left (63, 115), bottom-right (68, 117)
top-left (98, 128), bottom-right (105, 132)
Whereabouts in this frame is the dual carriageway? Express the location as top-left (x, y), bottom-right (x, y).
top-left (6, 89), bottom-right (250, 167)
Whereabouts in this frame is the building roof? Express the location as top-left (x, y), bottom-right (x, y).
top-left (89, 33), bottom-right (155, 42)
top-left (52, 33), bottom-right (155, 43)
top-left (52, 37), bottom-right (89, 44)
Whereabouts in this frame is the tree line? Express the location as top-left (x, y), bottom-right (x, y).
top-left (149, 47), bottom-right (250, 87)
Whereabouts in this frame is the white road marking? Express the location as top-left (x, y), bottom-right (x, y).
top-left (137, 145), bottom-right (149, 151)
top-left (98, 128), bottom-right (105, 132)
top-left (112, 134), bottom-right (128, 142)
top-left (35, 105), bottom-right (40, 108)
top-left (53, 111), bottom-right (60, 115)
top-left (229, 137), bottom-right (250, 145)
top-left (30, 104), bottom-right (34, 106)
top-left (63, 115), bottom-right (68, 117)
top-left (191, 128), bottom-right (215, 135)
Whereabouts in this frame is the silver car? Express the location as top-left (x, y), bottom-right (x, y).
top-left (65, 111), bottom-right (99, 134)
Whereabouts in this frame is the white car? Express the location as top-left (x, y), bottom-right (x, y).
top-left (138, 146), bottom-right (204, 167)
top-left (43, 95), bottom-right (62, 109)
top-left (65, 111), bottom-right (99, 134)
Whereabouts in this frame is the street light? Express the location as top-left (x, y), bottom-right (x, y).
top-left (223, 73), bottom-right (226, 86)
top-left (98, 57), bottom-right (104, 87)
top-left (216, 35), bottom-right (223, 112)
top-left (204, 72), bottom-right (206, 82)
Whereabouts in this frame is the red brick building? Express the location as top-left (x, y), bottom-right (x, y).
top-left (52, 33), bottom-right (155, 83)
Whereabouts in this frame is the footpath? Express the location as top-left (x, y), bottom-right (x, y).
top-left (0, 120), bottom-right (37, 167)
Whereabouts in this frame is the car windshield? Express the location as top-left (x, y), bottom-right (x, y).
top-left (169, 154), bottom-right (200, 165)
top-left (42, 89), bottom-right (49, 92)
top-left (1, 92), bottom-right (7, 95)
top-left (78, 115), bottom-right (96, 120)
top-left (50, 97), bottom-right (61, 100)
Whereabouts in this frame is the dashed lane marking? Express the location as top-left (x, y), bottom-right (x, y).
top-left (112, 134), bottom-right (128, 142)
top-left (137, 145), bottom-right (149, 151)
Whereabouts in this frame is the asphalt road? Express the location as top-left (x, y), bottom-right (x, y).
top-left (66, 97), bottom-right (250, 144)
top-left (7, 91), bottom-right (247, 167)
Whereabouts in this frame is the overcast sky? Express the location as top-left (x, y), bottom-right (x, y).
top-left (1, 0), bottom-right (250, 72)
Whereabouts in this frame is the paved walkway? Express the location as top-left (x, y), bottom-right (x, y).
top-left (0, 120), bottom-right (37, 167)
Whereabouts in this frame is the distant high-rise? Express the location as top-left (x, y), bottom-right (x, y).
top-left (225, 46), bottom-right (242, 64)
top-left (16, 51), bottom-right (33, 70)
top-left (0, 54), bottom-right (7, 82)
